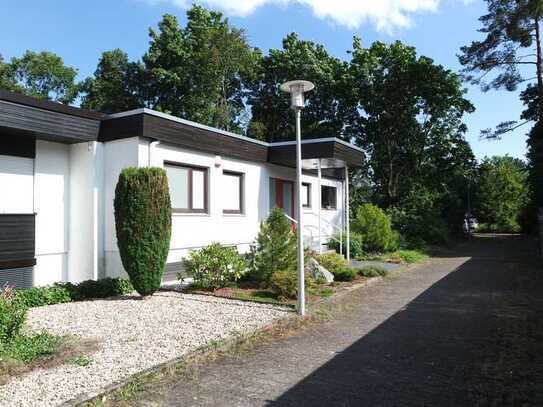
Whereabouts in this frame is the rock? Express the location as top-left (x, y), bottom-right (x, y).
top-left (306, 258), bottom-right (334, 283)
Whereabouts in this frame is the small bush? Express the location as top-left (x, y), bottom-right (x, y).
top-left (14, 278), bottom-right (133, 308)
top-left (328, 232), bottom-right (366, 259)
top-left (352, 204), bottom-right (399, 253)
top-left (0, 332), bottom-right (64, 363)
top-left (333, 268), bottom-right (357, 282)
top-left (358, 266), bottom-right (388, 278)
top-left (114, 167), bottom-right (172, 296)
top-left (314, 253), bottom-right (347, 274)
top-left (184, 243), bottom-right (246, 290)
top-left (387, 250), bottom-right (427, 264)
top-left (251, 208), bottom-right (297, 284)
top-left (0, 286), bottom-right (28, 345)
top-left (269, 269), bottom-right (313, 300)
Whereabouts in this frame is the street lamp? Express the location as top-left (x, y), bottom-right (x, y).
top-left (280, 79), bottom-right (315, 316)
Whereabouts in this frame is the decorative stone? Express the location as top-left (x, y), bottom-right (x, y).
top-left (306, 258), bottom-right (334, 283)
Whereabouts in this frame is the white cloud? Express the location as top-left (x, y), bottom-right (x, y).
top-left (145, 0), bottom-right (448, 32)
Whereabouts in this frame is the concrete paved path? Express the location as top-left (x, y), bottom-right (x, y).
top-left (136, 234), bottom-right (540, 406)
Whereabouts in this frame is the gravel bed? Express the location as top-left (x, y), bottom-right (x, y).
top-left (0, 292), bottom-right (291, 407)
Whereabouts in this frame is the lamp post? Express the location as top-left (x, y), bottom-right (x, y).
top-left (280, 80), bottom-right (314, 316)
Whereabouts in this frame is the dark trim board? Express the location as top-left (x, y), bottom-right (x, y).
top-left (0, 214), bottom-right (35, 270)
top-left (0, 90), bottom-right (105, 120)
top-left (0, 100), bottom-right (101, 144)
top-left (0, 131), bottom-right (36, 158)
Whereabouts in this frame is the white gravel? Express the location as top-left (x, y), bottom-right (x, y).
top-left (0, 292), bottom-right (291, 407)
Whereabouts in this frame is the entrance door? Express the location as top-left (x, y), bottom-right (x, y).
top-left (269, 178), bottom-right (295, 219)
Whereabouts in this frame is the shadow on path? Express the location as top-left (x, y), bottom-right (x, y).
top-left (269, 235), bottom-right (541, 406)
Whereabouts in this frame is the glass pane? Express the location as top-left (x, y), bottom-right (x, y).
top-left (223, 173), bottom-right (241, 211)
top-left (165, 165), bottom-right (189, 209)
top-left (302, 184), bottom-right (309, 207)
top-left (192, 169), bottom-right (205, 210)
top-left (283, 182), bottom-right (293, 217)
top-left (269, 178), bottom-right (276, 210)
top-left (321, 186), bottom-right (337, 209)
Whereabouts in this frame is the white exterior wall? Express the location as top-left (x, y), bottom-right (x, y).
top-left (103, 137), bottom-right (140, 278)
top-left (68, 141), bottom-right (104, 283)
top-left (101, 137), bottom-right (344, 278)
top-left (33, 140), bottom-right (70, 286)
top-left (0, 155), bottom-right (34, 214)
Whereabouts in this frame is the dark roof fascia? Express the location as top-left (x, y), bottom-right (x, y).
top-left (0, 90), bottom-right (105, 121)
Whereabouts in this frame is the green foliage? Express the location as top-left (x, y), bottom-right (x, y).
top-left (0, 286), bottom-right (28, 345)
top-left (475, 156), bottom-right (529, 232)
top-left (332, 268), bottom-right (357, 282)
top-left (327, 232), bottom-right (368, 259)
top-left (269, 269), bottom-right (313, 300)
top-left (314, 253), bottom-right (347, 275)
top-left (351, 204), bottom-right (399, 253)
top-left (80, 49), bottom-right (143, 113)
top-left (387, 187), bottom-right (451, 245)
top-left (6, 50), bottom-right (79, 103)
top-left (68, 355), bottom-right (92, 367)
top-left (247, 32), bottom-right (351, 141)
top-left (114, 167), bottom-right (172, 296)
top-left (0, 333), bottom-right (64, 363)
top-left (349, 40), bottom-right (475, 208)
top-left (184, 242), bottom-right (246, 290)
top-left (358, 266), bottom-right (388, 278)
top-left (251, 208), bottom-right (297, 285)
top-left (387, 250), bottom-right (427, 264)
top-left (14, 278), bottom-right (134, 309)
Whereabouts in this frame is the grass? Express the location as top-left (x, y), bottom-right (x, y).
top-left (0, 335), bottom-right (100, 385)
top-left (385, 250), bottom-right (428, 264)
top-left (68, 354), bottom-right (93, 367)
top-left (0, 333), bottom-right (64, 363)
top-left (358, 266), bottom-right (388, 278)
top-left (232, 290), bottom-right (286, 305)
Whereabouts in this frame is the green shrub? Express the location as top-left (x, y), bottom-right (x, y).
top-left (0, 332), bottom-right (64, 363)
top-left (184, 243), bottom-right (246, 290)
top-left (114, 167), bottom-right (172, 296)
top-left (251, 208), bottom-right (297, 285)
top-left (358, 266), bottom-right (388, 278)
top-left (269, 269), bottom-right (313, 300)
top-left (14, 278), bottom-right (133, 308)
top-left (15, 284), bottom-right (72, 308)
top-left (352, 204), bottom-right (399, 253)
top-left (332, 268), bottom-right (357, 282)
top-left (314, 253), bottom-right (347, 275)
top-left (0, 286), bottom-right (28, 345)
top-left (327, 232), bottom-right (366, 259)
top-left (387, 250), bottom-right (427, 264)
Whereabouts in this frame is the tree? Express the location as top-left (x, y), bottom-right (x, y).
top-left (143, 7), bottom-right (259, 131)
top-left (247, 33), bottom-right (353, 142)
top-left (0, 54), bottom-right (19, 92)
top-left (459, 0), bottom-right (543, 137)
top-left (114, 168), bottom-right (172, 296)
top-left (475, 156), bottom-right (529, 231)
top-left (348, 39), bottom-right (475, 206)
top-left (8, 50), bottom-right (79, 104)
top-left (80, 49), bottom-right (143, 113)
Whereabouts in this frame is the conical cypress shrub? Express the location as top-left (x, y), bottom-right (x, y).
top-left (114, 167), bottom-right (172, 296)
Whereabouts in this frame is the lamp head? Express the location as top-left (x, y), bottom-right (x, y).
top-left (280, 80), bottom-right (315, 109)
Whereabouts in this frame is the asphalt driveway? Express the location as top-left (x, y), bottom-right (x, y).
top-left (132, 234), bottom-right (542, 407)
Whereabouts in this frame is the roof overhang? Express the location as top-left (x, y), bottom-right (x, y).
top-left (0, 91), bottom-right (364, 173)
top-left (0, 91), bottom-right (103, 144)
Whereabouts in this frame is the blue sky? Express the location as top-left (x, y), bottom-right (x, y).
top-left (0, 0), bottom-right (530, 161)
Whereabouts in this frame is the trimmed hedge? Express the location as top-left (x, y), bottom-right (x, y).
top-left (114, 167), bottom-right (172, 296)
top-left (14, 278), bottom-right (134, 308)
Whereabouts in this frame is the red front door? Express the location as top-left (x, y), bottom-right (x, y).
top-left (270, 178), bottom-right (295, 219)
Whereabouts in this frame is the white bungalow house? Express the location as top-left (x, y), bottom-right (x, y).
top-left (0, 90), bottom-right (363, 288)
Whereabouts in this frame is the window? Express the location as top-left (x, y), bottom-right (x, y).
top-left (302, 182), bottom-right (311, 208)
top-left (164, 162), bottom-right (208, 213)
top-left (223, 170), bottom-right (244, 214)
top-left (321, 185), bottom-right (337, 210)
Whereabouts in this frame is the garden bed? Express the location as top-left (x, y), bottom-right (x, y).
top-left (0, 292), bottom-right (290, 407)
